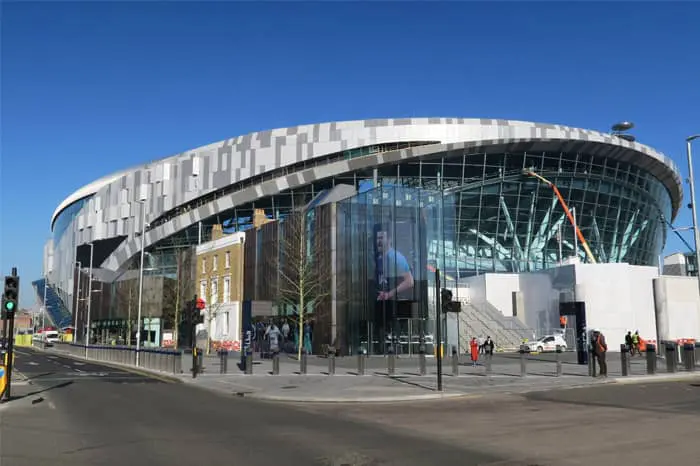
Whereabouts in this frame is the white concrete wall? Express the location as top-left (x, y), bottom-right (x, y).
top-left (572, 263), bottom-right (657, 349)
top-left (518, 272), bottom-right (558, 331)
top-left (654, 276), bottom-right (700, 341)
top-left (453, 264), bottom-right (664, 352)
top-left (484, 274), bottom-right (520, 316)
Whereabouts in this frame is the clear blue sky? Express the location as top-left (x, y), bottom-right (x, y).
top-left (1, 2), bottom-right (699, 308)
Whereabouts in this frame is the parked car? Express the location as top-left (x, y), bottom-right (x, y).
top-left (528, 335), bottom-right (567, 353)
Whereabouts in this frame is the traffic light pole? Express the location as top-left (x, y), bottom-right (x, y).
top-left (5, 267), bottom-right (19, 400)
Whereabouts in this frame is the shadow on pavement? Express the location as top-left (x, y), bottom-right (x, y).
top-left (3, 380), bottom-right (74, 403)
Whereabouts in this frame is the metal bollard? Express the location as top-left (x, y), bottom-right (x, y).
top-left (519, 344), bottom-right (529, 377)
top-left (684, 343), bottom-right (695, 372)
top-left (219, 349), bottom-right (228, 374)
top-left (695, 342), bottom-right (700, 367)
top-left (419, 351), bottom-right (427, 376)
top-left (485, 352), bottom-right (493, 376)
top-left (272, 352), bottom-right (280, 375)
top-left (620, 344), bottom-right (630, 376)
top-left (556, 345), bottom-right (563, 377)
top-left (665, 342), bottom-right (677, 373)
top-left (646, 343), bottom-right (657, 375)
top-left (357, 351), bottom-right (365, 376)
top-left (245, 352), bottom-right (253, 375)
top-left (328, 347), bottom-right (336, 376)
top-left (387, 349), bottom-right (396, 376)
top-left (451, 347), bottom-right (459, 377)
top-left (300, 352), bottom-right (308, 375)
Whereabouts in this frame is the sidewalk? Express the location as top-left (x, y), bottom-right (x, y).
top-left (33, 345), bottom-right (700, 403)
top-left (177, 352), bottom-right (700, 402)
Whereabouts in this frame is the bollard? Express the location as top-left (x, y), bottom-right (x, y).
top-left (485, 352), bottom-right (493, 376)
top-left (328, 347), bottom-right (336, 376)
top-left (300, 351), bottom-right (308, 375)
top-left (451, 347), bottom-right (459, 376)
top-left (556, 345), bottom-right (563, 377)
top-left (272, 352), bottom-right (280, 375)
top-left (245, 352), bottom-right (253, 375)
top-left (219, 349), bottom-right (228, 374)
top-left (684, 343), bottom-right (695, 372)
top-left (695, 342), bottom-right (700, 367)
top-left (665, 342), bottom-right (677, 373)
top-left (646, 343), bottom-right (657, 375)
top-left (419, 351), bottom-right (427, 376)
top-left (519, 344), bottom-right (529, 377)
top-left (357, 351), bottom-right (366, 376)
top-left (588, 348), bottom-right (596, 377)
top-left (620, 344), bottom-right (630, 376)
top-left (387, 349), bottom-right (396, 376)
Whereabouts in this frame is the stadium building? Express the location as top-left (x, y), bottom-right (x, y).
top-left (35, 118), bottom-right (683, 348)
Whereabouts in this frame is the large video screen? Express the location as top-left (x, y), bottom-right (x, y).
top-left (372, 207), bottom-right (427, 304)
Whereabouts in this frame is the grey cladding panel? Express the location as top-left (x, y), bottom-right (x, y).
top-left (364, 119), bottom-right (389, 127)
top-left (259, 130), bottom-right (272, 148)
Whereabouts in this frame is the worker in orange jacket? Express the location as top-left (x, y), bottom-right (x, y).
top-left (592, 329), bottom-right (608, 377)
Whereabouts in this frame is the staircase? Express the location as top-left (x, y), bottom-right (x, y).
top-left (458, 300), bottom-right (533, 352)
top-left (32, 278), bottom-right (73, 328)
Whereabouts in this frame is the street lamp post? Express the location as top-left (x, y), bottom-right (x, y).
top-left (85, 243), bottom-right (94, 357)
top-left (42, 277), bottom-right (48, 330)
top-left (135, 199), bottom-right (148, 367)
top-left (74, 261), bottom-right (82, 337)
top-left (686, 135), bottom-right (700, 288)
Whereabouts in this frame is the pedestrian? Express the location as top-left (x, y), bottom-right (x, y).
top-left (469, 337), bottom-right (479, 367)
top-left (266, 323), bottom-right (281, 355)
top-left (592, 329), bottom-right (608, 377)
top-left (632, 330), bottom-right (640, 356)
top-left (625, 331), bottom-right (633, 355)
top-left (484, 336), bottom-right (495, 356)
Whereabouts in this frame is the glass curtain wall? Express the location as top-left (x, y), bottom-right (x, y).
top-left (337, 185), bottom-right (456, 356)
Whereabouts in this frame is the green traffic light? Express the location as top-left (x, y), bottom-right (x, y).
top-left (5, 301), bottom-right (14, 311)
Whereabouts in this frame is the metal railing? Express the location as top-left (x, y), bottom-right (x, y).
top-left (46, 341), bottom-right (183, 375)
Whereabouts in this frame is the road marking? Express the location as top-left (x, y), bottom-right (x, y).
top-left (74, 368), bottom-right (83, 373)
top-left (28, 362), bottom-right (39, 366)
top-left (72, 362), bottom-right (85, 366)
top-left (48, 401), bottom-right (56, 410)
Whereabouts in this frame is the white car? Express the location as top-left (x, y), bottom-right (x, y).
top-left (528, 335), bottom-right (567, 353)
top-left (43, 331), bottom-right (60, 344)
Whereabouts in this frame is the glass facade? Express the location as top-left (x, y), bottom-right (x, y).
top-left (52, 196), bottom-right (91, 245)
top-left (337, 186), bottom-right (456, 356)
top-left (367, 149), bottom-right (672, 275)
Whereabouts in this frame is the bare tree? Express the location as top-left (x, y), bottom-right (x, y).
top-left (115, 278), bottom-right (139, 345)
top-left (203, 301), bottom-right (226, 354)
top-left (162, 247), bottom-right (197, 348)
top-left (273, 212), bottom-right (331, 360)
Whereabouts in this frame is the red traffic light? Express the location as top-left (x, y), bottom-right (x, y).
top-left (195, 298), bottom-right (206, 310)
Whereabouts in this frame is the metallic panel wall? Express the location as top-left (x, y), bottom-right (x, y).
top-left (46, 118), bottom-right (683, 303)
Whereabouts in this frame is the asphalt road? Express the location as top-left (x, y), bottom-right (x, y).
top-left (2, 348), bottom-right (699, 466)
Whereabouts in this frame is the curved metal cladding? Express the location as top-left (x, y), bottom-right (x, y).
top-left (47, 118), bottom-right (682, 293)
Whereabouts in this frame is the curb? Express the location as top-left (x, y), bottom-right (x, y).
top-left (28, 345), bottom-right (183, 384)
top-left (612, 372), bottom-right (700, 385)
top-left (242, 391), bottom-right (477, 404)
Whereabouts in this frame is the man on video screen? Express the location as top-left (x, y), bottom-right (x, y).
top-left (375, 225), bottom-right (415, 302)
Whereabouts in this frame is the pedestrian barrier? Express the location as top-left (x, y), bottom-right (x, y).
top-left (46, 342), bottom-right (183, 375)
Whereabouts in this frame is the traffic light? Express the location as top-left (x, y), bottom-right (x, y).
top-left (190, 296), bottom-right (204, 325)
top-left (440, 288), bottom-right (461, 313)
top-left (3, 276), bottom-right (19, 314)
top-left (441, 288), bottom-right (452, 313)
